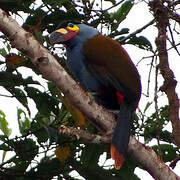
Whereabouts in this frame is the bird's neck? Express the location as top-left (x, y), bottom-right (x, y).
top-left (65, 37), bottom-right (80, 49)
top-left (66, 31), bottom-right (100, 50)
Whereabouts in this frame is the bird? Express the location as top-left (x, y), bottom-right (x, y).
top-left (49, 21), bottom-right (141, 169)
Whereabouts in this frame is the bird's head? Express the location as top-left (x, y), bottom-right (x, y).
top-left (49, 21), bottom-right (99, 46)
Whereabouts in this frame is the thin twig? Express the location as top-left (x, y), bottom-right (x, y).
top-left (73, 0), bottom-right (125, 12)
top-left (119, 19), bottom-right (155, 43)
top-left (167, 24), bottom-right (180, 56)
top-left (0, 93), bottom-right (13, 98)
top-left (147, 55), bottom-right (156, 97)
top-left (168, 8), bottom-right (180, 23)
top-left (59, 125), bottom-right (110, 144)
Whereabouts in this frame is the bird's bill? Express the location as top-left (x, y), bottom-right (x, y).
top-left (50, 28), bottom-right (77, 44)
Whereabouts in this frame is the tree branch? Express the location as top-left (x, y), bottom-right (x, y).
top-left (0, 7), bottom-right (179, 180)
top-left (59, 125), bottom-right (110, 144)
top-left (128, 137), bottom-right (180, 180)
top-left (150, 0), bottom-right (180, 148)
top-left (168, 8), bottom-right (180, 24)
top-left (59, 125), bottom-right (180, 180)
top-left (119, 19), bottom-right (155, 43)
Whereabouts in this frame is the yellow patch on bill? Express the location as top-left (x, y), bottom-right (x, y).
top-left (56, 28), bottom-right (68, 34)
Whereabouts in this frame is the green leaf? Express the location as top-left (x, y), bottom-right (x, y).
top-left (14, 138), bottom-right (38, 161)
top-left (7, 43), bottom-right (11, 52)
top-left (25, 86), bottom-right (59, 117)
top-left (0, 0), bottom-right (34, 13)
top-left (143, 101), bottom-right (153, 113)
top-left (12, 158), bottom-right (30, 172)
top-left (25, 87), bottom-right (50, 117)
top-left (30, 120), bottom-right (49, 143)
top-left (11, 88), bottom-right (30, 116)
top-left (23, 76), bottom-right (40, 86)
top-left (81, 144), bottom-right (104, 166)
top-left (0, 48), bottom-right (7, 57)
top-left (45, 126), bottom-right (60, 143)
top-left (0, 71), bottom-right (40, 88)
top-left (144, 106), bottom-right (171, 143)
top-left (36, 157), bottom-right (61, 174)
top-left (17, 108), bottom-right (31, 135)
top-left (126, 35), bottom-right (153, 51)
top-left (152, 144), bottom-right (178, 162)
top-left (117, 157), bottom-right (140, 179)
top-left (109, 28), bottom-right (129, 38)
top-left (0, 135), bottom-right (8, 141)
top-left (2, 151), bottom-right (7, 162)
top-left (0, 143), bottom-right (12, 151)
top-left (111, 0), bottom-right (134, 30)
top-left (42, 0), bottom-right (70, 7)
top-left (118, 28), bottom-right (129, 35)
top-left (0, 110), bottom-right (11, 137)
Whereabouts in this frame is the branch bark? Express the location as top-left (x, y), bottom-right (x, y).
top-left (150, 0), bottom-right (180, 148)
top-left (0, 7), bottom-right (179, 180)
top-left (168, 10), bottom-right (180, 24)
top-left (59, 126), bottom-right (180, 180)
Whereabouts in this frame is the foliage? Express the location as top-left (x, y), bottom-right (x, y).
top-left (0, 0), bottom-right (179, 180)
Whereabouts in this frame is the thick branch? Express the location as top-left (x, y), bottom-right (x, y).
top-left (128, 137), bottom-right (180, 180)
top-left (150, 0), bottom-right (180, 148)
top-left (0, 7), bottom-right (179, 180)
top-left (60, 126), bottom-right (180, 179)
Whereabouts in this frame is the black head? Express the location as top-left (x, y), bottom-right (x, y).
top-left (56, 20), bottom-right (82, 29)
top-left (49, 20), bottom-right (99, 45)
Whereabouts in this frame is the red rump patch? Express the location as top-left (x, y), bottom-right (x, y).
top-left (116, 91), bottom-right (124, 105)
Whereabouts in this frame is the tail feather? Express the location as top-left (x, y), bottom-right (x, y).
top-left (111, 101), bottom-right (132, 169)
top-left (111, 143), bottom-right (124, 169)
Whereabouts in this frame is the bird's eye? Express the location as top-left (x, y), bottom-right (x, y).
top-left (68, 23), bottom-right (74, 28)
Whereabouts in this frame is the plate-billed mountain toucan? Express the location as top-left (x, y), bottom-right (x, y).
top-left (49, 21), bottom-right (141, 169)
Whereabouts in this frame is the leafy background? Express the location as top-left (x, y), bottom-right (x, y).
top-left (0, 0), bottom-right (179, 179)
